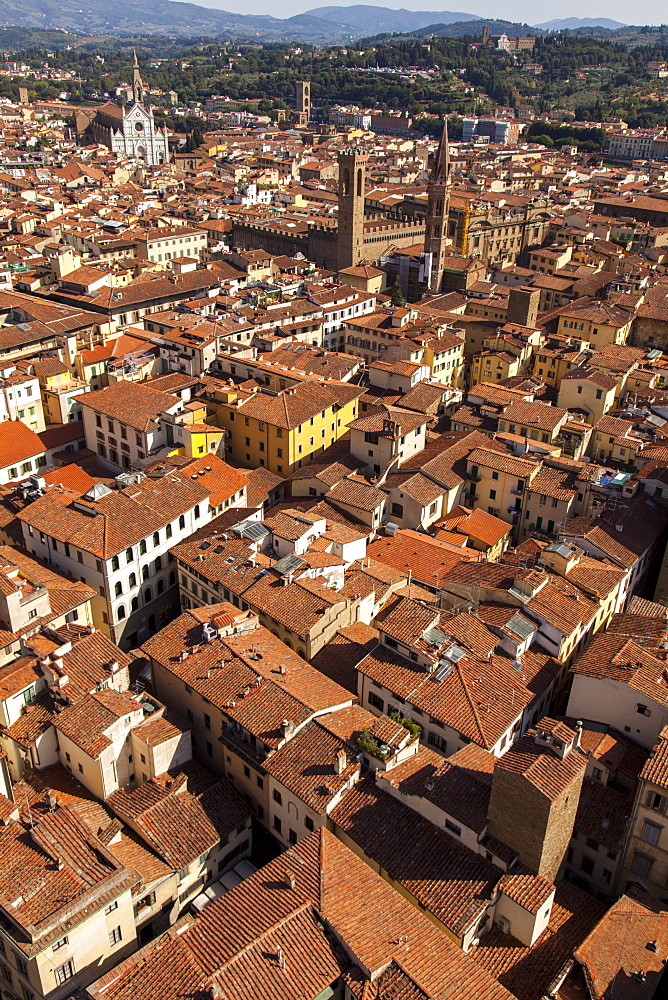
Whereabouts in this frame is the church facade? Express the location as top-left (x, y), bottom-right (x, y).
top-left (78, 54), bottom-right (169, 166)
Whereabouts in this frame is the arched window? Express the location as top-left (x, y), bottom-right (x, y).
top-left (126, 547), bottom-right (133, 563)
top-left (140, 540), bottom-right (147, 555)
top-left (144, 587), bottom-right (152, 604)
top-left (117, 605), bottom-right (126, 621)
top-left (131, 597), bottom-right (139, 612)
top-left (154, 556), bottom-right (162, 572)
top-left (142, 566), bottom-right (149, 581)
top-left (152, 532), bottom-right (160, 547)
top-left (157, 579), bottom-right (164, 595)
top-left (179, 515), bottom-right (185, 530)
top-left (114, 582), bottom-right (123, 597)
top-left (356, 168), bottom-right (363, 197)
top-left (129, 572), bottom-right (137, 588)
top-left (166, 523), bottom-right (172, 539)
top-left (111, 556), bottom-right (119, 571)
top-left (342, 167), bottom-right (350, 195)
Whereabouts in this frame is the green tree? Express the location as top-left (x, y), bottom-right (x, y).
top-left (390, 277), bottom-right (404, 307)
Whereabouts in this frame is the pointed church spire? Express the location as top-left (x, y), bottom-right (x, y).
top-left (132, 51), bottom-right (144, 105)
top-left (432, 118), bottom-right (450, 186)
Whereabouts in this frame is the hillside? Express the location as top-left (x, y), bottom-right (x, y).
top-left (534, 18), bottom-right (627, 30)
top-left (0, 0), bottom-right (354, 42)
top-left (310, 6), bottom-right (480, 33)
top-left (0, 2), bottom-right (484, 44)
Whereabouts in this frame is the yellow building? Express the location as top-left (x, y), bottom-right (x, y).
top-left (556, 299), bottom-right (633, 350)
top-left (470, 349), bottom-right (522, 385)
top-left (416, 331), bottom-right (465, 386)
top-left (466, 446), bottom-right (540, 525)
top-left (557, 368), bottom-right (619, 425)
top-left (210, 380), bottom-right (365, 477)
top-left (590, 415), bottom-right (644, 465)
top-left (531, 338), bottom-right (590, 390)
top-left (32, 356), bottom-right (90, 425)
top-left (174, 421), bottom-right (225, 460)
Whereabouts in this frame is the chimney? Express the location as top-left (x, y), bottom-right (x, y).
top-left (334, 749), bottom-right (347, 774)
top-left (284, 871), bottom-right (295, 890)
top-left (281, 719), bottom-right (295, 740)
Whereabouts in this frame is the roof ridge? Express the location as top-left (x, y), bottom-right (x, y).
top-left (455, 661), bottom-right (490, 749)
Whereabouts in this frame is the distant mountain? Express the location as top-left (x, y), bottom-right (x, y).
top-left (0, 0), bottom-right (354, 41)
top-left (0, 1), bottom-right (484, 43)
top-left (309, 6), bottom-right (481, 33)
top-left (2, 3), bottom-right (632, 46)
top-left (411, 18), bottom-right (536, 40)
top-left (534, 18), bottom-right (627, 30)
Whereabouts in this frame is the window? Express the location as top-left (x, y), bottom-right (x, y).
top-left (243, 765), bottom-right (250, 779)
top-left (204, 713), bottom-right (211, 730)
top-left (179, 515), bottom-right (185, 530)
top-left (581, 856), bottom-right (595, 877)
top-left (637, 704), bottom-right (651, 717)
top-left (273, 816), bottom-right (282, 833)
top-left (273, 789), bottom-right (283, 805)
top-left (166, 523), bottom-right (172, 539)
top-left (489, 489), bottom-right (496, 500)
top-left (55, 961), bottom-right (74, 985)
top-left (427, 731), bottom-right (446, 751)
top-left (632, 851), bottom-right (654, 878)
top-left (288, 829), bottom-right (297, 845)
top-left (368, 691), bottom-right (384, 712)
top-left (108, 927), bottom-right (122, 947)
top-left (104, 901), bottom-right (118, 914)
top-left (206, 741), bottom-right (213, 758)
top-left (642, 820), bottom-right (662, 846)
top-left (445, 818), bottom-right (461, 837)
top-left (52, 936), bottom-right (68, 952)
top-left (256, 775), bottom-right (264, 789)
top-left (647, 791), bottom-right (667, 814)
top-left (117, 605), bottom-right (126, 621)
top-left (491, 471), bottom-right (499, 480)
top-left (391, 502), bottom-right (403, 518)
top-left (152, 532), bottom-right (160, 547)
top-left (111, 555), bottom-right (119, 571)
top-left (592, 767), bottom-right (603, 781)
top-left (14, 954), bottom-right (27, 977)
top-left (305, 816), bottom-right (314, 831)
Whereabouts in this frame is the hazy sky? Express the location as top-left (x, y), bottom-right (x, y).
top-left (190, 0), bottom-right (667, 26)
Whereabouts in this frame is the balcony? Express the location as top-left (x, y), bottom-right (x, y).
top-left (510, 487), bottom-right (524, 496)
top-left (219, 725), bottom-right (267, 768)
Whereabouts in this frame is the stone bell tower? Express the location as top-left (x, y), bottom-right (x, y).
top-left (337, 148), bottom-right (367, 272)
